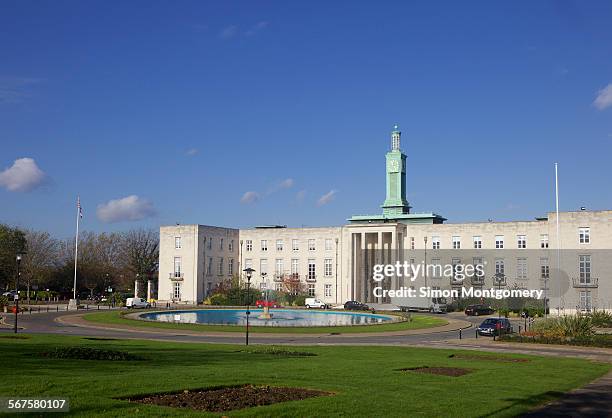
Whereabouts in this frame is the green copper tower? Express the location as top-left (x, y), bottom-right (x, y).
top-left (382, 125), bottom-right (411, 215)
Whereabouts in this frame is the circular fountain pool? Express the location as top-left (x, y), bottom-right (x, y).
top-left (139, 309), bottom-right (396, 327)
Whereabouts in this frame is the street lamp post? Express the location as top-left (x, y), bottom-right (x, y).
top-left (243, 267), bottom-right (255, 346)
top-left (423, 236), bottom-right (428, 290)
top-left (14, 253), bottom-right (24, 334)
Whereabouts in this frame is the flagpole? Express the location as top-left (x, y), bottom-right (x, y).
top-left (73, 196), bottom-right (80, 300)
top-left (555, 163), bottom-right (561, 316)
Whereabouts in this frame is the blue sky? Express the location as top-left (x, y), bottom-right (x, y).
top-left (1, 1), bottom-right (611, 238)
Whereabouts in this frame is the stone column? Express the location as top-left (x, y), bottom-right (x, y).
top-left (391, 230), bottom-right (397, 292)
top-left (377, 231), bottom-right (383, 304)
top-left (147, 280), bottom-right (152, 301)
top-left (360, 232), bottom-right (366, 302)
top-left (134, 280), bottom-right (139, 298)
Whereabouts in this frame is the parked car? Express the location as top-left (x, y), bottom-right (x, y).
top-left (126, 297), bottom-right (151, 309)
top-left (2, 291), bottom-right (18, 300)
top-left (465, 304), bottom-right (495, 316)
top-left (305, 298), bottom-right (329, 309)
top-left (344, 300), bottom-right (374, 311)
top-left (477, 318), bottom-right (513, 336)
top-left (255, 300), bottom-right (281, 308)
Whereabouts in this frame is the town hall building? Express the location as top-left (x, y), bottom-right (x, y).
top-left (159, 127), bottom-right (612, 314)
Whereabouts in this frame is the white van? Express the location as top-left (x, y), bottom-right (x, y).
top-left (126, 297), bottom-right (150, 309)
top-left (305, 298), bottom-right (329, 309)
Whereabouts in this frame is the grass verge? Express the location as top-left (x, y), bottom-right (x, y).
top-left (81, 310), bottom-right (448, 334)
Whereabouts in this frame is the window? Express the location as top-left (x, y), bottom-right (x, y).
top-left (291, 258), bottom-right (299, 276)
top-left (275, 283), bottom-right (283, 292)
top-left (325, 238), bottom-right (333, 251)
top-left (495, 259), bottom-right (505, 275)
top-left (324, 258), bottom-right (333, 277)
top-left (245, 240), bottom-right (252, 251)
top-left (207, 238), bottom-right (212, 250)
top-left (517, 235), bottom-right (526, 249)
top-left (244, 258), bottom-right (252, 270)
top-left (175, 237), bottom-right (181, 249)
top-left (308, 259), bottom-right (316, 280)
top-left (219, 238), bottom-right (223, 250)
top-left (229, 240), bottom-right (234, 251)
top-left (430, 258), bottom-right (441, 278)
top-left (432, 236), bottom-right (440, 250)
top-left (207, 257), bottom-right (212, 275)
top-left (540, 258), bottom-right (549, 279)
top-left (292, 239), bottom-right (299, 251)
top-left (173, 257), bottom-right (181, 276)
top-left (579, 255), bottom-right (591, 283)
top-left (473, 257), bottom-right (484, 277)
top-left (324, 284), bottom-right (332, 297)
top-left (308, 284), bottom-right (316, 297)
top-left (495, 235), bottom-right (504, 249)
top-left (276, 239), bottom-right (283, 251)
top-left (260, 259), bottom-right (268, 275)
top-left (579, 291), bottom-right (592, 311)
top-left (173, 282), bottom-right (181, 300)
top-left (451, 258), bottom-right (461, 281)
top-left (228, 259), bottom-right (234, 276)
top-left (540, 234), bottom-right (549, 249)
top-left (275, 259), bottom-right (283, 276)
top-left (308, 239), bottom-right (316, 251)
top-left (218, 257), bottom-right (224, 275)
top-left (410, 237), bottom-right (415, 250)
top-left (473, 236), bottom-right (482, 249)
top-left (261, 240), bottom-right (268, 251)
top-left (260, 282), bottom-right (267, 290)
top-left (206, 282), bottom-right (212, 297)
top-left (452, 236), bottom-right (461, 249)
top-left (517, 258), bottom-right (527, 279)
top-left (579, 227), bottom-right (590, 244)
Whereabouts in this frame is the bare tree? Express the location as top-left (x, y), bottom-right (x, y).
top-left (23, 230), bottom-right (61, 302)
top-left (121, 229), bottom-right (159, 295)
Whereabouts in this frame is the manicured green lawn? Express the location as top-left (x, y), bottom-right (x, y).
top-left (82, 310), bottom-right (448, 334)
top-left (0, 334), bottom-right (609, 417)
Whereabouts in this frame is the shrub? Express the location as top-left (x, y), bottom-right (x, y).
top-left (531, 314), bottom-right (594, 340)
top-left (590, 310), bottom-right (612, 328)
top-left (0, 295), bottom-right (8, 308)
top-left (42, 346), bottom-right (143, 361)
top-left (208, 293), bottom-right (229, 306)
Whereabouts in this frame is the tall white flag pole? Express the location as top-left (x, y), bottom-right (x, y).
top-left (73, 196), bottom-right (81, 300)
top-left (555, 163), bottom-right (561, 316)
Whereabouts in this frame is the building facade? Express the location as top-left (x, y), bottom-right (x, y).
top-left (159, 127), bottom-right (612, 313)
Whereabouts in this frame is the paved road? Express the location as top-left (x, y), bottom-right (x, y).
top-left (2, 310), bottom-right (610, 363)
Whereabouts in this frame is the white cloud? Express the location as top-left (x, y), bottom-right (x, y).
top-left (186, 148), bottom-right (198, 156)
top-left (317, 190), bottom-right (337, 207)
top-left (96, 195), bottom-right (156, 223)
top-left (219, 25), bottom-right (238, 40)
top-left (593, 83), bottom-right (612, 110)
top-left (0, 158), bottom-right (46, 192)
top-left (240, 191), bottom-right (260, 204)
top-left (278, 178), bottom-right (293, 189)
top-left (246, 21), bottom-right (269, 36)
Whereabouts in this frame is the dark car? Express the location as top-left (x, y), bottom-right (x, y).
top-left (465, 304), bottom-right (495, 316)
top-left (344, 301), bottom-right (373, 311)
top-left (477, 318), bottom-right (513, 336)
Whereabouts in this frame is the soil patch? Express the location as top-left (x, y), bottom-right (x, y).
top-left (42, 346), bottom-right (143, 361)
top-left (128, 385), bottom-right (332, 412)
top-left (236, 347), bottom-right (317, 357)
top-left (398, 366), bottom-right (472, 377)
top-left (449, 353), bottom-right (530, 363)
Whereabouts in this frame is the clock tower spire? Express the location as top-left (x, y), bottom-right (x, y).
top-left (382, 124), bottom-right (410, 216)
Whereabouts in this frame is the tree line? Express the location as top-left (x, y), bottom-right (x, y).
top-left (0, 224), bottom-right (158, 301)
